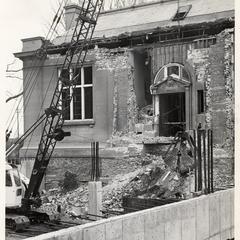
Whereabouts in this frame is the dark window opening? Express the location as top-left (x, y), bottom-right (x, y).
top-left (172, 5), bottom-right (191, 21)
top-left (62, 88), bottom-right (70, 120)
top-left (167, 65), bottom-right (179, 77)
top-left (6, 171), bottom-right (12, 187)
top-left (85, 87), bottom-right (93, 119)
top-left (84, 66), bottom-right (93, 84)
top-left (197, 90), bottom-right (205, 114)
top-left (73, 88), bottom-right (82, 119)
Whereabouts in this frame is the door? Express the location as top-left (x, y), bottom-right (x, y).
top-left (159, 92), bottom-right (185, 136)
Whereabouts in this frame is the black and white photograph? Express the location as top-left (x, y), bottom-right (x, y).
top-left (2, 0), bottom-right (238, 239)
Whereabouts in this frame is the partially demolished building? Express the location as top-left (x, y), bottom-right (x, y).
top-left (15, 0), bottom-right (234, 186)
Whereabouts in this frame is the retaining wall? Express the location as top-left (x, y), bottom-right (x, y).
top-left (26, 188), bottom-right (234, 240)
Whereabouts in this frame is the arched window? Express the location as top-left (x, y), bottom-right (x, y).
top-left (154, 63), bottom-right (190, 84)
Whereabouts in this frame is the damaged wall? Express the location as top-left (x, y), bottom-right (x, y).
top-left (187, 29), bottom-right (234, 148)
top-left (95, 47), bottom-right (138, 134)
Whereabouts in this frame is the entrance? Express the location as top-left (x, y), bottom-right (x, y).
top-left (159, 92), bottom-right (185, 136)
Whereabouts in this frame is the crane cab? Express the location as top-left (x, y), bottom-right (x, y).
top-left (6, 164), bottom-right (23, 208)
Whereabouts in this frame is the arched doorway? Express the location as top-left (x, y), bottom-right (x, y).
top-left (150, 63), bottom-right (191, 136)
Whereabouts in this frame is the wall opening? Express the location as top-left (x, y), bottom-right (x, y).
top-left (159, 92), bottom-right (185, 136)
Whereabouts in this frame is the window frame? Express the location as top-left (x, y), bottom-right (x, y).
top-left (58, 66), bottom-right (93, 121)
top-left (172, 5), bottom-right (192, 21)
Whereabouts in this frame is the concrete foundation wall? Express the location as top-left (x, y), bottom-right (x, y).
top-left (25, 189), bottom-right (234, 240)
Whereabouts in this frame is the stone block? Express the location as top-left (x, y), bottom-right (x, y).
top-left (181, 200), bottom-right (196, 240)
top-left (164, 205), bottom-right (182, 240)
top-left (230, 190), bottom-right (234, 228)
top-left (209, 193), bottom-right (221, 237)
top-left (83, 224), bottom-right (105, 240)
top-left (144, 208), bottom-right (165, 240)
top-left (122, 214), bottom-right (144, 240)
top-left (106, 219), bottom-right (123, 240)
top-left (196, 196), bottom-right (210, 240)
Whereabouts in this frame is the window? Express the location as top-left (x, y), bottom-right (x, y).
top-left (60, 66), bottom-right (93, 121)
top-left (197, 90), bottom-right (205, 114)
top-left (172, 5), bottom-right (191, 21)
top-left (6, 171), bottom-right (12, 187)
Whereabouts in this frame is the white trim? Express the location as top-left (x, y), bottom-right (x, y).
top-left (59, 66), bottom-right (93, 121)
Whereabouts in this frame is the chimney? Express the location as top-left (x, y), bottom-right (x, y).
top-left (64, 4), bottom-right (81, 31)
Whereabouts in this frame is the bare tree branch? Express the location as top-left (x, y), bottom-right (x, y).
top-left (6, 91), bottom-right (23, 103)
top-left (6, 75), bottom-right (23, 80)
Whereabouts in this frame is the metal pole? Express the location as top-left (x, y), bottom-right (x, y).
top-left (210, 130), bottom-right (214, 192)
top-left (96, 141), bottom-right (100, 181)
top-left (203, 130), bottom-right (207, 192)
top-left (197, 129), bottom-right (202, 191)
top-left (207, 129), bottom-right (211, 193)
top-left (194, 130), bottom-right (197, 192)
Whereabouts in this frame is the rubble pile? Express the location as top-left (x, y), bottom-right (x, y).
top-left (102, 154), bottom-right (194, 210)
top-left (40, 152), bottom-right (194, 216)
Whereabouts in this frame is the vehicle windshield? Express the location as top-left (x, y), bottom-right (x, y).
top-left (12, 168), bottom-right (21, 187)
top-left (6, 171), bottom-right (12, 187)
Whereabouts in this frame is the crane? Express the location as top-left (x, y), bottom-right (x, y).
top-left (6, 0), bottom-right (103, 229)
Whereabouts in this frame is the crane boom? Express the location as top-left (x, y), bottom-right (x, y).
top-left (23, 0), bottom-right (103, 207)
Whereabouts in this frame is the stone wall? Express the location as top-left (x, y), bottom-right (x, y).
top-left (95, 48), bottom-right (138, 134)
top-left (187, 29), bottom-right (234, 148)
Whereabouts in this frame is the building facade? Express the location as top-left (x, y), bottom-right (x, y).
top-left (15, 0), bottom-right (234, 187)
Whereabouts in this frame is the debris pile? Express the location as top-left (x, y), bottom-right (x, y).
top-left (40, 153), bottom-right (194, 215)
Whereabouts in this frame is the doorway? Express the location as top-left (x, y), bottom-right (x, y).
top-left (159, 92), bottom-right (185, 136)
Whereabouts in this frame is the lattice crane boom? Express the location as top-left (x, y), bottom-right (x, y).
top-left (23, 0), bottom-right (103, 206)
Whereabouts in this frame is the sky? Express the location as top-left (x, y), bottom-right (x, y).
top-left (0, 0), bottom-right (240, 237)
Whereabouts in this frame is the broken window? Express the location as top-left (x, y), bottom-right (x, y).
top-left (197, 90), bottom-right (204, 114)
top-left (59, 66), bottom-right (93, 121)
top-left (172, 5), bottom-right (191, 21)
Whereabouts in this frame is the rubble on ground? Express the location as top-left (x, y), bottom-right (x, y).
top-left (40, 152), bottom-right (195, 215)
